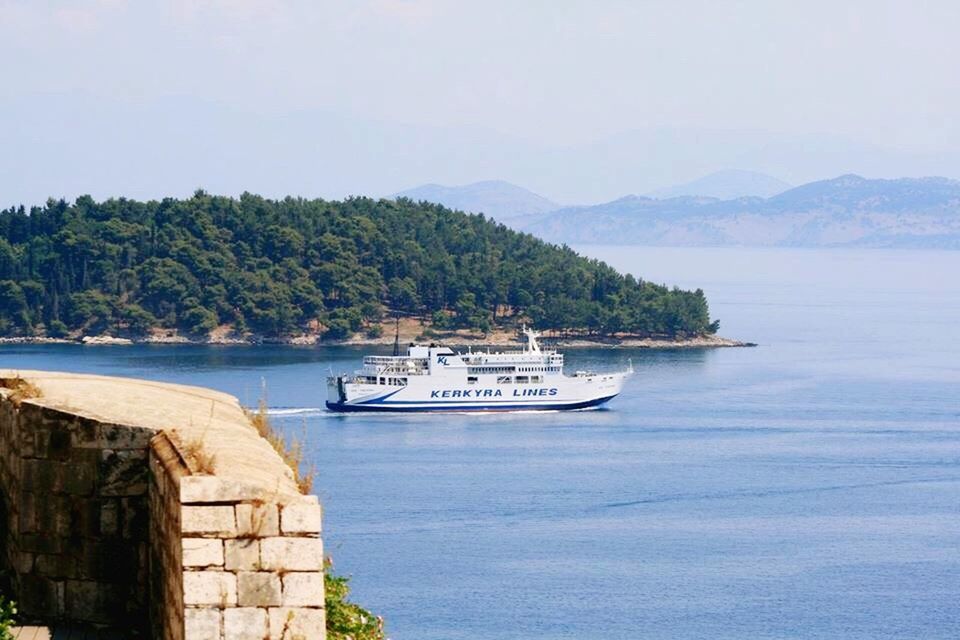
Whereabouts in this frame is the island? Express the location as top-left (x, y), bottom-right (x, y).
top-left (0, 192), bottom-right (741, 347)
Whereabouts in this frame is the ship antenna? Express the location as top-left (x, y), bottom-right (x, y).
top-left (392, 311), bottom-right (400, 357)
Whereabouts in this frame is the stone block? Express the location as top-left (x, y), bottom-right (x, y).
top-left (35, 553), bottom-right (77, 579)
top-left (237, 502), bottom-right (279, 537)
top-left (77, 540), bottom-right (138, 581)
top-left (23, 458), bottom-right (58, 492)
top-left (281, 502), bottom-right (322, 534)
top-left (37, 494), bottom-right (71, 536)
top-left (99, 422), bottom-right (155, 450)
top-left (122, 496), bottom-right (149, 538)
top-left (183, 570), bottom-right (237, 607)
top-left (181, 475), bottom-right (275, 504)
top-left (69, 416), bottom-right (99, 448)
top-left (238, 571), bottom-right (282, 607)
top-left (224, 607), bottom-right (269, 640)
top-left (19, 422), bottom-right (40, 458)
top-left (225, 539), bottom-right (260, 571)
top-left (20, 574), bottom-right (60, 618)
top-left (64, 579), bottom-right (119, 623)
top-left (268, 607), bottom-right (326, 640)
top-left (18, 490), bottom-right (37, 533)
top-left (99, 449), bottom-right (149, 496)
top-left (260, 537), bottom-right (324, 571)
top-left (183, 538), bottom-right (224, 568)
top-left (150, 432), bottom-right (188, 483)
top-left (184, 607), bottom-right (222, 640)
top-left (61, 461), bottom-right (96, 495)
top-left (13, 551), bottom-right (34, 574)
top-left (47, 426), bottom-right (73, 460)
top-left (182, 505), bottom-right (237, 536)
top-left (68, 496), bottom-right (102, 537)
top-left (19, 532), bottom-right (64, 554)
top-left (282, 572), bottom-right (324, 607)
top-left (100, 500), bottom-right (120, 537)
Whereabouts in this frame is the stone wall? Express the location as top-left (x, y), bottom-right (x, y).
top-left (0, 396), bottom-right (154, 631)
top-left (0, 371), bottom-right (326, 639)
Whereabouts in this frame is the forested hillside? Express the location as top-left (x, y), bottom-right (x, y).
top-left (0, 192), bottom-right (716, 340)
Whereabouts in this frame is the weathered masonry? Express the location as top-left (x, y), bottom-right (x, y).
top-left (0, 370), bottom-right (326, 639)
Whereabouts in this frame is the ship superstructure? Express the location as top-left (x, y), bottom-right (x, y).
top-left (326, 327), bottom-right (631, 412)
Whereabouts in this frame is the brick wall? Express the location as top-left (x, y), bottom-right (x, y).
top-left (0, 374), bottom-right (326, 639)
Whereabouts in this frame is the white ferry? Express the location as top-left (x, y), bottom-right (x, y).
top-left (326, 327), bottom-right (632, 412)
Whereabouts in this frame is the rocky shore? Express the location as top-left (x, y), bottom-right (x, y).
top-left (0, 332), bottom-right (755, 349)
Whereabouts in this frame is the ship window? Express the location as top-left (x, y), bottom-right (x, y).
top-left (531, 376), bottom-right (542, 383)
top-left (467, 376), bottom-right (478, 384)
top-left (497, 376), bottom-right (512, 384)
top-left (516, 376), bottom-right (529, 384)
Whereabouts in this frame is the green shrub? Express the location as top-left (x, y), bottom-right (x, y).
top-left (325, 558), bottom-right (384, 640)
top-left (0, 595), bottom-right (16, 640)
top-left (323, 318), bottom-right (353, 341)
top-left (430, 310), bottom-right (451, 329)
top-left (181, 306), bottom-right (218, 337)
top-left (46, 319), bottom-right (69, 338)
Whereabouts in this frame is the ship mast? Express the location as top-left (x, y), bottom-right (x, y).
top-left (392, 311), bottom-right (400, 357)
top-left (522, 325), bottom-right (542, 354)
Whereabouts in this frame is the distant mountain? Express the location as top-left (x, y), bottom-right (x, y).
top-left (514, 175), bottom-right (960, 248)
top-left (647, 169), bottom-right (791, 200)
top-left (7, 93), bottom-right (960, 207)
top-left (391, 180), bottom-right (560, 221)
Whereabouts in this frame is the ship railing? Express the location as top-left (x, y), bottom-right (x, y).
top-left (363, 355), bottom-right (425, 365)
top-left (361, 364), bottom-right (429, 376)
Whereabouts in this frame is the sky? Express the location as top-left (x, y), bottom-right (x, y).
top-left (2, 0), bottom-right (959, 204)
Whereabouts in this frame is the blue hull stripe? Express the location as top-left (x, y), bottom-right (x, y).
top-left (326, 394), bottom-right (618, 413)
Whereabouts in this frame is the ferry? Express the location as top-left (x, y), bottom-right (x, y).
top-left (326, 327), bottom-right (632, 412)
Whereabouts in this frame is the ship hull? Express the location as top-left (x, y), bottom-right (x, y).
top-left (326, 331), bottom-right (631, 414)
top-left (325, 393), bottom-right (619, 413)
top-left (326, 371), bottom-right (628, 413)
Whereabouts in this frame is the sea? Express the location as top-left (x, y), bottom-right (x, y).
top-left (2, 246), bottom-right (958, 640)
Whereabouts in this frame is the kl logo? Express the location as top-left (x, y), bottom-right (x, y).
top-left (437, 356), bottom-right (449, 365)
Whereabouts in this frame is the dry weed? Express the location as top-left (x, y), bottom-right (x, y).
top-left (169, 428), bottom-right (217, 475)
top-left (0, 376), bottom-right (42, 406)
top-left (247, 397), bottom-right (315, 494)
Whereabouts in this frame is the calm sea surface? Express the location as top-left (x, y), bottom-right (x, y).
top-left (2, 247), bottom-right (959, 639)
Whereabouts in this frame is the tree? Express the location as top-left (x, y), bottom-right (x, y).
top-left (67, 291), bottom-right (114, 334)
top-left (0, 280), bottom-right (30, 332)
top-left (388, 277), bottom-right (420, 312)
top-left (120, 304), bottom-right (158, 336)
top-left (0, 194), bottom-right (717, 340)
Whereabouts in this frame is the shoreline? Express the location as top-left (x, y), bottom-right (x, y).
top-left (0, 334), bottom-right (756, 349)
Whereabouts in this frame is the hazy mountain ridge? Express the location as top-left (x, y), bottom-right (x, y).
top-left (7, 94), bottom-right (960, 207)
top-left (390, 180), bottom-right (559, 220)
top-left (647, 169), bottom-right (792, 199)
top-left (514, 175), bottom-right (960, 248)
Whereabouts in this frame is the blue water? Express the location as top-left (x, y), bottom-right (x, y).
top-left (2, 247), bottom-right (959, 639)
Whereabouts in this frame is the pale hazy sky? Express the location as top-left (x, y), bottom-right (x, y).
top-left (2, 1), bottom-right (959, 203)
